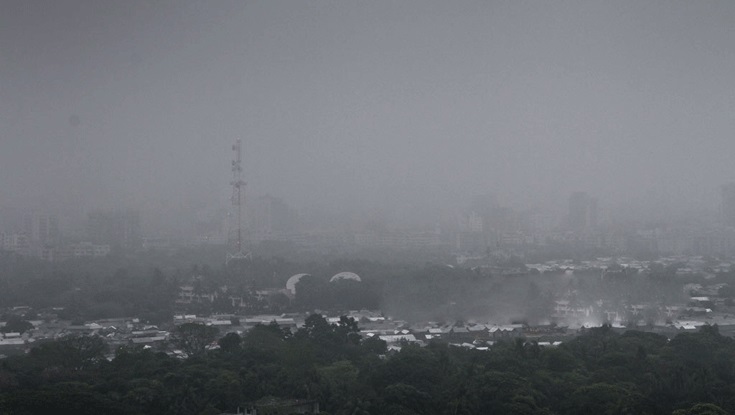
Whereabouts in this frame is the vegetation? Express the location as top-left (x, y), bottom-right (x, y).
top-left (2, 319), bottom-right (735, 414)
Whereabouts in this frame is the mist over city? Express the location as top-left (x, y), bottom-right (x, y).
top-left (3, 2), bottom-right (735, 414)
top-left (4, 0), bottom-right (735, 229)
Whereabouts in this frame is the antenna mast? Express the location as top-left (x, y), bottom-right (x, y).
top-left (226, 139), bottom-right (252, 264)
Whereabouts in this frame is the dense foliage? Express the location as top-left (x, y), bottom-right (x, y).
top-left (2, 319), bottom-right (735, 414)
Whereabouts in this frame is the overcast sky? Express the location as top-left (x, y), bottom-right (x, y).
top-left (2, 1), bottom-right (735, 227)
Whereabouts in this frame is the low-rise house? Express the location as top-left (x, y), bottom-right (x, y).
top-left (488, 324), bottom-right (525, 338)
top-left (379, 334), bottom-right (417, 343)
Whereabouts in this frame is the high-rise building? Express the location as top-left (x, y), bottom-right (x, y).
top-left (0, 232), bottom-right (29, 255)
top-left (721, 183), bottom-right (735, 226)
top-left (248, 195), bottom-right (298, 241)
top-left (87, 210), bottom-right (141, 252)
top-left (23, 213), bottom-right (60, 247)
top-left (568, 192), bottom-right (598, 232)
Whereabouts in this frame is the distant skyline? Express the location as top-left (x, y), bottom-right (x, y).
top-left (2, 1), bottom-right (735, 229)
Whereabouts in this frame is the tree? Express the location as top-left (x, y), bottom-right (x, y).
top-left (336, 316), bottom-right (361, 345)
top-left (362, 336), bottom-right (388, 355)
top-left (171, 323), bottom-right (219, 357)
top-left (382, 382), bottom-right (431, 414)
top-left (294, 275), bottom-right (328, 310)
top-left (1, 315), bottom-right (33, 334)
top-left (243, 322), bottom-right (288, 355)
top-left (318, 360), bottom-right (362, 413)
top-left (204, 370), bottom-right (243, 411)
top-left (0, 384), bottom-right (126, 415)
top-left (217, 332), bottom-right (242, 354)
top-left (565, 383), bottom-right (647, 415)
top-left (673, 403), bottom-right (729, 415)
top-left (29, 335), bottom-right (108, 370)
top-left (301, 314), bottom-right (334, 342)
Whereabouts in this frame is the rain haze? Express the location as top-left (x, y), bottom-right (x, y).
top-left (2, 0), bottom-right (735, 231)
top-left (8, 4), bottom-right (735, 413)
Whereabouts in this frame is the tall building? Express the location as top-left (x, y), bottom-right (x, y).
top-left (721, 183), bottom-right (735, 226)
top-left (0, 206), bottom-right (24, 233)
top-left (456, 210), bottom-right (489, 253)
top-left (23, 213), bottom-right (60, 247)
top-left (87, 210), bottom-right (141, 252)
top-left (0, 232), bottom-right (29, 255)
top-left (568, 192), bottom-right (598, 232)
top-left (248, 195), bottom-right (298, 241)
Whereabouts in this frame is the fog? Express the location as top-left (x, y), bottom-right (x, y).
top-left (3, 1), bottom-right (735, 232)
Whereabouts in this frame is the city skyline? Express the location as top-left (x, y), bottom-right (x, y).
top-left (2, 1), bottom-right (735, 226)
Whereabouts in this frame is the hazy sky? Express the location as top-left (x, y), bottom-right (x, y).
top-left (2, 1), bottom-right (735, 226)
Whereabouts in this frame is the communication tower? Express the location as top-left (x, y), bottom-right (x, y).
top-left (226, 139), bottom-right (252, 263)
